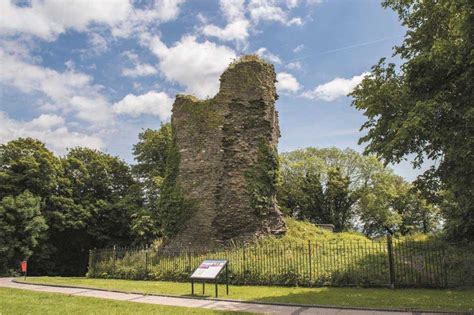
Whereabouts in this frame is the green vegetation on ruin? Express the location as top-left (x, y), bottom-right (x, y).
top-left (245, 142), bottom-right (280, 217)
top-left (157, 128), bottom-right (193, 238)
top-left (227, 54), bottom-right (271, 70)
top-left (176, 96), bottom-right (223, 134)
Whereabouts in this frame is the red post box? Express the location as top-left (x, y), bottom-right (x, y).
top-left (21, 261), bottom-right (27, 272)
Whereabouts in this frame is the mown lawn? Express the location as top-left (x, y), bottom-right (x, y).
top-left (18, 277), bottom-right (474, 312)
top-left (0, 287), bottom-right (249, 315)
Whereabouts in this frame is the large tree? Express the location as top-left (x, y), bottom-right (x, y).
top-left (279, 147), bottom-right (438, 234)
top-left (132, 123), bottom-right (172, 240)
top-left (279, 148), bottom-right (375, 230)
top-left (350, 0), bottom-right (473, 240)
top-left (0, 138), bottom-right (73, 274)
top-left (0, 191), bottom-right (47, 275)
top-left (133, 123), bottom-right (172, 180)
top-left (324, 168), bottom-right (355, 232)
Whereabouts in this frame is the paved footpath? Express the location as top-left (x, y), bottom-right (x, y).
top-left (0, 278), bottom-right (450, 315)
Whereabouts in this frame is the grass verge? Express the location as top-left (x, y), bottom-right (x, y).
top-left (0, 287), bottom-right (248, 315)
top-left (17, 277), bottom-right (474, 312)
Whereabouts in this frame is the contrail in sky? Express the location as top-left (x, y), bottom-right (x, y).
top-left (284, 35), bottom-right (404, 64)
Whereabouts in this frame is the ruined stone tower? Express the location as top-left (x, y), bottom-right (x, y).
top-left (166, 55), bottom-right (285, 248)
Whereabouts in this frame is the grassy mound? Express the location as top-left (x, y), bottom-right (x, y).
top-left (88, 218), bottom-right (472, 288)
top-left (263, 218), bottom-right (368, 243)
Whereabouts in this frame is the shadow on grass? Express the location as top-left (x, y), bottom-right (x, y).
top-left (251, 286), bottom-right (474, 312)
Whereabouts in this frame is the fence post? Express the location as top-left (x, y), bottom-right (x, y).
top-left (442, 244), bottom-right (448, 287)
top-left (145, 249), bottom-right (148, 275)
top-left (308, 240), bottom-right (312, 285)
top-left (113, 245), bottom-right (117, 276)
top-left (88, 249), bottom-right (94, 275)
top-left (242, 247), bottom-right (246, 283)
top-left (187, 249), bottom-right (191, 273)
top-left (387, 235), bottom-right (395, 289)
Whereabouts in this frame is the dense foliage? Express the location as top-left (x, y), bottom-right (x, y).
top-left (350, 0), bottom-right (473, 240)
top-left (156, 130), bottom-right (191, 238)
top-left (132, 123), bottom-right (172, 242)
top-left (245, 142), bottom-right (280, 217)
top-left (0, 191), bottom-right (46, 275)
top-left (278, 147), bottom-right (439, 235)
top-left (0, 139), bottom-right (146, 275)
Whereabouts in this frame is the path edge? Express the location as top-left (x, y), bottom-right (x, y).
top-left (11, 278), bottom-right (472, 314)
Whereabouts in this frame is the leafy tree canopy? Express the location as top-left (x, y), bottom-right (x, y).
top-left (279, 147), bottom-right (439, 235)
top-left (132, 123), bottom-right (173, 241)
top-left (0, 191), bottom-right (47, 275)
top-left (350, 0), bottom-right (473, 240)
top-left (133, 123), bottom-right (172, 180)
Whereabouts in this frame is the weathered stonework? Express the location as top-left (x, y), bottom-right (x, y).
top-left (168, 55), bottom-right (285, 248)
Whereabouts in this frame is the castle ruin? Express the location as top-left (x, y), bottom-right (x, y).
top-left (166, 55), bottom-right (286, 248)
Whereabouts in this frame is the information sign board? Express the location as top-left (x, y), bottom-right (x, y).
top-left (191, 260), bottom-right (227, 279)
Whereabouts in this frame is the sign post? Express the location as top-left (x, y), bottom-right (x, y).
top-left (190, 260), bottom-right (228, 298)
top-left (21, 261), bottom-right (27, 280)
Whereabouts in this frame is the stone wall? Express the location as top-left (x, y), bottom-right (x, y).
top-left (167, 55), bottom-right (285, 248)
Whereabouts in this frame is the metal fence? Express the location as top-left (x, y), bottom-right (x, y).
top-left (88, 238), bottom-right (474, 288)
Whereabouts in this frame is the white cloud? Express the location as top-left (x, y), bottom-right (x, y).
top-left (153, 0), bottom-right (186, 21)
top-left (122, 63), bottom-right (158, 77)
top-left (248, 0), bottom-right (286, 24)
top-left (276, 72), bottom-right (301, 93)
top-left (302, 72), bottom-right (369, 101)
top-left (142, 34), bottom-right (236, 98)
top-left (88, 33), bottom-right (108, 55)
top-left (287, 17), bottom-right (302, 25)
top-left (286, 0), bottom-right (300, 9)
top-left (112, 0), bottom-right (185, 38)
top-left (256, 47), bottom-right (281, 64)
top-left (286, 61), bottom-right (302, 70)
top-left (202, 20), bottom-right (250, 42)
top-left (247, 0), bottom-right (302, 26)
top-left (0, 112), bottom-right (104, 155)
top-left (0, 0), bottom-right (185, 41)
top-left (0, 0), bottom-right (130, 40)
top-left (202, 0), bottom-right (249, 42)
top-left (69, 95), bottom-right (112, 124)
top-left (113, 91), bottom-right (173, 119)
top-left (307, 0), bottom-right (324, 4)
top-left (0, 48), bottom-right (113, 123)
top-left (293, 44), bottom-right (304, 53)
top-left (221, 0), bottom-right (247, 21)
top-left (29, 113), bottom-right (65, 129)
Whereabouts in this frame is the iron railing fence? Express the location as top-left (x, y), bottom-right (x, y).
top-left (88, 238), bottom-right (474, 288)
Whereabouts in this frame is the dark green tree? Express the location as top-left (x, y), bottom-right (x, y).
top-left (57, 148), bottom-right (143, 274)
top-left (133, 123), bottom-right (172, 180)
top-left (279, 147), bottom-right (439, 235)
top-left (350, 0), bottom-right (473, 240)
top-left (357, 171), bottom-right (439, 236)
top-left (0, 138), bottom-right (63, 200)
top-left (132, 123), bottom-right (172, 241)
top-left (0, 138), bottom-right (74, 274)
top-left (299, 170), bottom-right (325, 223)
top-left (0, 191), bottom-right (47, 275)
top-left (324, 168), bottom-right (355, 231)
top-left (278, 147), bottom-right (385, 226)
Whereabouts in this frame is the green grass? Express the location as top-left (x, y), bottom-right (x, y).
top-left (0, 287), bottom-right (249, 315)
top-left (90, 218), bottom-right (471, 288)
top-left (18, 277), bottom-right (474, 312)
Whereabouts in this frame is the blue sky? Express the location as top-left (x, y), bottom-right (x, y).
top-left (0, 0), bottom-right (426, 180)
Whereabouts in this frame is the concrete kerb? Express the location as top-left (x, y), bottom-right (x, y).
top-left (10, 278), bottom-right (468, 314)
